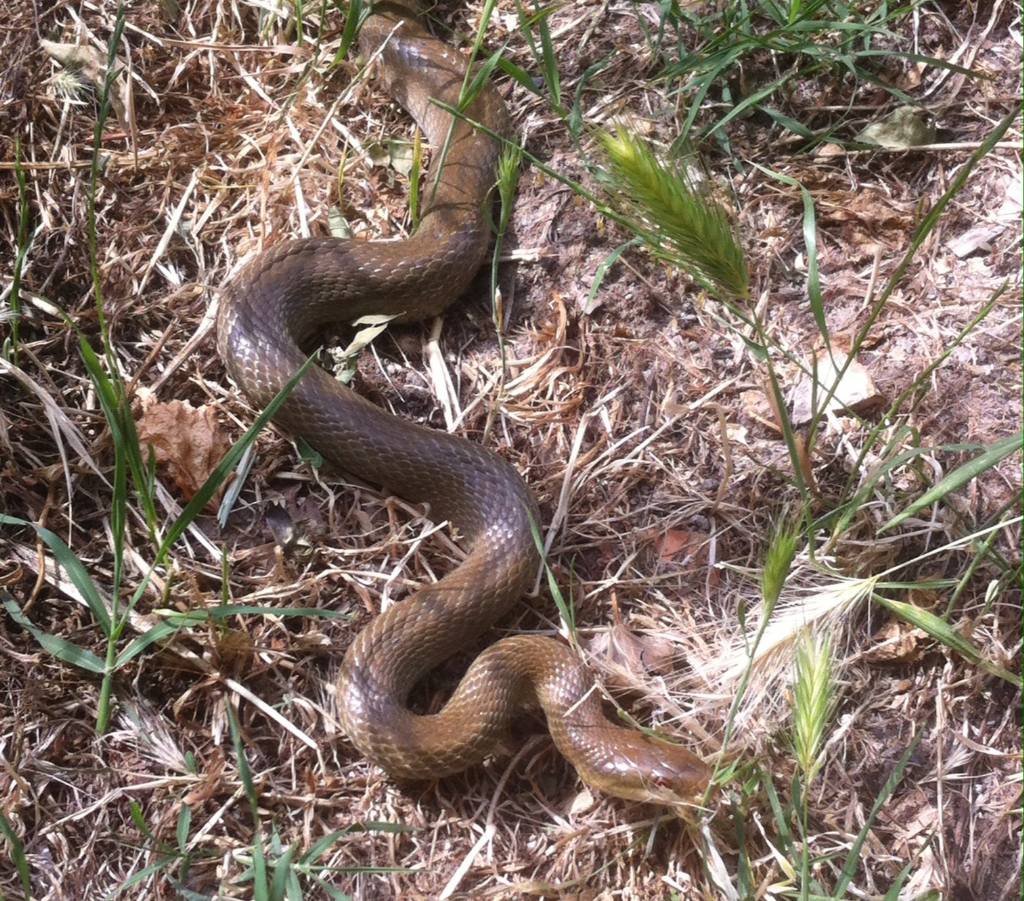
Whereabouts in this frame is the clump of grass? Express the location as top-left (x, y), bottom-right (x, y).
top-left (597, 128), bottom-right (749, 301)
top-left (714, 509), bottom-right (1021, 719)
top-left (651, 1), bottom-right (978, 147)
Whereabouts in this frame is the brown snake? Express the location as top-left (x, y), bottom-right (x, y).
top-left (217, 0), bottom-right (710, 807)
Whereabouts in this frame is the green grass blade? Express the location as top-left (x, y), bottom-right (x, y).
top-left (729, 795), bottom-right (754, 898)
top-left (87, 1), bottom-right (127, 344)
top-left (1, 590), bottom-right (106, 673)
top-left (496, 56), bottom-right (541, 96)
top-left (77, 334), bottom-right (160, 543)
top-left (311, 878), bottom-right (353, 900)
top-left (828, 439), bottom-right (988, 540)
top-left (535, 2), bottom-right (562, 112)
top-left (758, 105), bottom-right (816, 140)
top-left (0, 516), bottom-right (112, 635)
top-left (762, 358), bottom-right (814, 503)
top-left (831, 732), bottom-right (923, 898)
top-left (854, 49), bottom-right (984, 78)
top-left (252, 838), bottom-right (269, 901)
top-left (830, 282), bottom-right (1006, 535)
top-left (584, 238), bottom-right (642, 314)
top-left (116, 857), bottom-right (178, 895)
top-left (270, 844), bottom-right (297, 901)
top-left (285, 868), bottom-right (303, 900)
top-left (750, 165), bottom-right (828, 343)
top-left (760, 768), bottom-right (794, 854)
top-left (796, 110), bottom-right (1014, 449)
top-left (0, 811), bottom-right (32, 896)
top-left (568, 56), bottom-right (610, 140)
top-left (882, 855), bottom-right (923, 900)
top-left (512, 1), bottom-right (564, 109)
top-left (415, 2), bottom-right (504, 217)
top-left (116, 604), bottom-right (346, 668)
top-left (871, 592), bottom-right (1020, 687)
top-left (702, 70), bottom-right (796, 139)
top-left (114, 620), bottom-right (184, 668)
top-left (292, 0), bottom-right (305, 46)
top-left (300, 830), bottom-right (350, 865)
top-left (879, 431), bottom-right (1023, 533)
top-left (176, 804), bottom-right (192, 853)
top-left (527, 510), bottom-right (575, 640)
top-left (945, 510), bottom-right (1012, 617)
top-left (130, 801), bottom-right (156, 843)
top-left (461, 46), bottom-right (507, 113)
top-left (228, 701), bottom-right (260, 813)
top-left (227, 701), bottom-right (268, 898)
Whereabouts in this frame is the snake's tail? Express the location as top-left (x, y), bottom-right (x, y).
top-left (341, 629), bottom-right (711, 805)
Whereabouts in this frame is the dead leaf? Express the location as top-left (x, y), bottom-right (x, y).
top-left (824, 189), bottom-right (915, 232)
top-left (947, 224), bottom-right (1004, 259)
top-left (568, 787), bottom-right (596, 817)
top-left (947, 171), bottom-right (1022, 258)
top-left (815, 142), bottom-right (845, 157)
top-left (588, 622), bottom-right (676, 691)
top-left (865, 620), bottom-right (928, 663)
top-left (656, 529), bottom-right (710, 567)
top-left (387, 138), bottom-right (416, 176)
top-left (894, 61), bottom-right (927, 91)
top-left (136, 398), bottom-right (232, 507)
top-left (789, 346), bottom-right (883, 426)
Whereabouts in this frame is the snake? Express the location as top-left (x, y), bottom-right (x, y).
top-left (217, 0), bottom-right (710, 808)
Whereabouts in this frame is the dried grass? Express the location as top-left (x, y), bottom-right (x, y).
top-left (1, 0), bottom-right (1021, 898)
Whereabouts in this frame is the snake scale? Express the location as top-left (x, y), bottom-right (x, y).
top-left (217, 0), bottom-right (710, 807)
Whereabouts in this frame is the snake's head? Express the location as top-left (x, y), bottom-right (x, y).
top-left (581, 730), bottom-right (713, 811)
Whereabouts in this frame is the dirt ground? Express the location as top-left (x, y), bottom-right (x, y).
top-left (0, 0), bottom-right (1021, 898)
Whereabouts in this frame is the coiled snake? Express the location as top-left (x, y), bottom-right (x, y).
top-left (217, 0), bottom-right (710, 807)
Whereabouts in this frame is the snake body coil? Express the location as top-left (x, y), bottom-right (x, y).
top-left (218, 0), bottom-right (709, 807)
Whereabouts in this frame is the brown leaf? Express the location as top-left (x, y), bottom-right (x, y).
top-left (136, 398), bottom-right (232, 507)
top-left (656, 529), bottom-right (710, 567)
top-left (588, 622), bottom-right (676, 691)
top-left (865, 620), bottom-right (928, 663)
